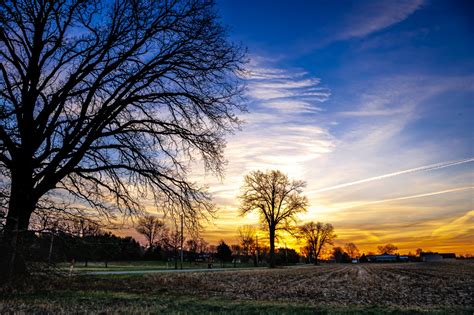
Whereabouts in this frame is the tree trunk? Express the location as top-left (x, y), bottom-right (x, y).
top-left (269, 227), bottom-right (275, 268)
top-left (314, 248), bottom-right (320, 265)
top-left (0, 174), bottom-right (36, 281)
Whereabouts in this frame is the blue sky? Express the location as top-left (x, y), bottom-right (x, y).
top-left (184, 0), bottom-right (474, 253)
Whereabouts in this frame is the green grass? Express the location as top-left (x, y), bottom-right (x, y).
top-left (2, 291), bottom-right (472, 314)
top-left (59, 260), bottom-right (261, 272)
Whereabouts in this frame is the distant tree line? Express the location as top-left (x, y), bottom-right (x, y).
top-left (1, 217), bottom-right (143, 267)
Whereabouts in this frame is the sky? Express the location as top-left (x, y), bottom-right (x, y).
top-left (126, 1), bottom-right (474, 255)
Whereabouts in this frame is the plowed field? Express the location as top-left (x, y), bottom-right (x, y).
top-left (144, 261), bottom-right (473, 307)
top-left (2, 261), bottom-right (473, 313)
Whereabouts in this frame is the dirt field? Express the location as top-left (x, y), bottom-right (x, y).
top-left (141, 261), bottom-right (474, 307)
top-left (1, 261), bottom-right (473, 313)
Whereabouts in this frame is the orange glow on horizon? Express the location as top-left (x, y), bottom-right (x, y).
top-left (114, 207), bottom-right (474, 256)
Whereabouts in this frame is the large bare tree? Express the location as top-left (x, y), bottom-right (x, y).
top-left (239, 170), bottom-right (307, 268)
top-left (298, 221), bottom-right (336, 264)
top-left (0, 0), bottom-right (244, 279)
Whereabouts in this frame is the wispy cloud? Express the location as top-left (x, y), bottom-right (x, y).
top-left (191, 57), bottom-right (336, 207)
top-left (431, 210), bottom-right (474, 237)
top-left (308, 157), bottom-right (474, 194)
top-left (331, 186), bottom-right (474, 211)
top-left (244, 57), bottom-right (331, 112)
top-left (337, 0), bottom-right (424, 40)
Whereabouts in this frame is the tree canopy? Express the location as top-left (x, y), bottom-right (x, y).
top-left (0, 0), bottom-right (245, 280)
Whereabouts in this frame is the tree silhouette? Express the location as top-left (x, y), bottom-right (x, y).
top-left (238, 225), bottom-right (255, 260)
top-left (216, 240), bottom-right (232, 267)
top-left (135, 215), bottom-right (165, 249)
top-left (377, 244), bottom-right (398, 254)
top-left (239, 170), bottom-right (307, 268)
top-left (299, 221), bottom-right (336, 264)
top-left (344, 242), bottom-right (360, 259)
top-left (0, 0), bottom-right (244, 279)
top-left (160, 223), bottom-right (181, 269)
top-left (332, 246), bottom-right (350, 263)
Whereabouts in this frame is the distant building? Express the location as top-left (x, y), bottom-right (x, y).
top-left (440, 253), bottom-right (456, 260)
top-left (376, 254), bottom-right (398, 262)
top-left (366, 253), bottom-right (397, 262)
top-left (420, 252), bottom-right (456, 262)
top-left (422, 253), bottom-right (443, 262)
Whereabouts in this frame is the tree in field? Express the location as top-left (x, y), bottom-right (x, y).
top-left (344, 242), bottom-right (360, 259)
top-left (239, 170), bottom-right (307, 268)
top-left (135, 215), bottom-right (165, 249)
top-left (0, 0), bottom-right (244, 279)
top-left (216, 240), bottom-right (232, 267)
top-left (377, 244), bottom-right (398, 254)
top-left (238, 225), bottom-right (255, 259)
top-left (298, 222), bottom-right (336, 264)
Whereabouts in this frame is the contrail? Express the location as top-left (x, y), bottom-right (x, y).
top-left (333, 186), bottom-right (474, 210)
top-left (308, 157), bottom-right (474, 194)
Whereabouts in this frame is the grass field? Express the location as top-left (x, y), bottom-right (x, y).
top-left (59, 260), bottom-right (260, 273)
top-left (1, 261), bottom-right (473, 314)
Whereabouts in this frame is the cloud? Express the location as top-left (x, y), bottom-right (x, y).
top-left (331, 186), bottom-right (474, 211)
top-left (308, 157), bottom-right (474, 194)
top-left (228, 59), bottom-right (335, 175)
top-left (337, 0), bottom-right (424, 40)
top-left (190, 57), bottom-right (336, 208)
top-left (431, 210), bottom-right (474, 238)
top-left (190, 62), bottom-right (473, 255)
top-left (259, 100), bottom-right (323, 113)
top-left (244, 56), bottom-right (331, 112)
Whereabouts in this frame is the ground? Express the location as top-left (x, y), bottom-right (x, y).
top-left (57, 261), bottom-right (264, 275)
top-left (1, 261), bottom-right (473, 314)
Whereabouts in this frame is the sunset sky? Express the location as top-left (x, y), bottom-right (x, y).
top-left (130, 1), bottom-right (473, 255)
